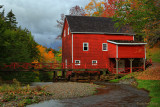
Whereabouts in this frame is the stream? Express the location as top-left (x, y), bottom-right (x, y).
top-left (27, 82), bottom-right (150, 107)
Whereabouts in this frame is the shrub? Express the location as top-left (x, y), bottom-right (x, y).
top-left (0, 71), bottom-right (37, 84)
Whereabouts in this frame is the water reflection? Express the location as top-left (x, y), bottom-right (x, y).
top-left (27, 100), bottom-right (64, 107)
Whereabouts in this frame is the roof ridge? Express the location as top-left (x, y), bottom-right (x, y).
top-left (65, 15), bottom-right (113, 19)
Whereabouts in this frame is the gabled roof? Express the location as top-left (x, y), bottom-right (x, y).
top-left (107, 40), bottom-right (147, 45)
top-left (66, 15), bottom-right (135, 35)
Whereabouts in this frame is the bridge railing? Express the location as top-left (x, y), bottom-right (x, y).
top-left (0, 62), bottom-right (108, 70)
top-left (0, 63), bottom-right (62, 70)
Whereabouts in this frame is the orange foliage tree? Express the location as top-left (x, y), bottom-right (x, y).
top-left (102, 0), bottom-right (118, 17)
top-left (85, 0), bottom-right (105, 16)
top-left (113, 0), bottom-right (160, 45)
top-left (34, 45), bottom-right (56, 63)
top-left (85, 0), bottom-right (119, 17)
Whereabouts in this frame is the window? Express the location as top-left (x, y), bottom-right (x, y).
top-left (75, 60), bottom-right (80, 65)
top-left (102, 43), bottom-right (108, 51)
top-left (83, 43), bottom-right (89, 51)
top-left (92, 60), bottom-right (97, 65)
top-left (68, 27), bottom-right (69, 35)
top-left (64, 30), bottom-right (66, 37)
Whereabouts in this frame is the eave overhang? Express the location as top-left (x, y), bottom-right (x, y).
top-left (107, 40), bottom-right (147, 45)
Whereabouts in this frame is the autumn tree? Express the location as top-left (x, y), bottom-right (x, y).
top-left (113, 0), bottom-right (160, 46)
top-left (55, 47), bottom-right (62, 63)
top-left (102, 0), bottom-right (119, 17)
top-left (36, 45), bottom-right (55, 63)
top-left (56, 14), bottom-right (65, 29)
top-left (69, 5), bottom-right (86, 16)
top-left (85, 0), bottom-right (105, 16)
top-left (85, 0), bottom-right (119, 17)
top-left (56, 5), bottom-right (86, 39)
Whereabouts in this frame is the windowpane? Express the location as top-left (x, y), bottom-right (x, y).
top-left (75, 61), bottom-right (80, 63)
top-left (83, 43), bottom-right (88, 51)
top-left (84, 47), bottom-right (88, 50)
top-left (93, 61), bottom-right (96, 64)
top-left (92, 60), bottom-right (97, 65)
top-left (75, 60), bottom-right (80, 65)
top-left (84, 44), bottom-right (87, 47)
top-left (102, 43), bottom-right (107, 51)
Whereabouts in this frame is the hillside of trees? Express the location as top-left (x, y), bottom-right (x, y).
top-left (0, 6), bottom-right (62, 83)
top-left (0, 8), bottom-right (39, 63)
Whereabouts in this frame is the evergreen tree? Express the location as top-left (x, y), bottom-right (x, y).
top-left (0, 8), bottom-right (40, 63)
top-left (5, 10), bottom-right (18, 30)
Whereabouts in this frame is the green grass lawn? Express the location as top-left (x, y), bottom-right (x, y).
top-left (147, 47), bottom-right (160, 63)
top-left (137, 80), bottom-right (160, 107)
top-left (109, 72), bottom-right (139, 83)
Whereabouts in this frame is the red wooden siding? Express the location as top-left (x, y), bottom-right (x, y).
top-left (62, 19), bottom-right (72, 68)
top-left (108, 42), bottom-right (117, 58)
top-left (118, 45), bottom-right (145, 58)
top-left (72, 34), bottom-right (133, 69)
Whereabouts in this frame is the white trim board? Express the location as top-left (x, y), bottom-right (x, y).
top-left (72, 34), bottom-right (73, 63)
top-left (116, 45), bottom-right (118, 58)
top-left (107, 40), bottom-right (147, 45)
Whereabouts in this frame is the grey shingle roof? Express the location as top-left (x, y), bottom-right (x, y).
top-left (66, 15), bottom-right (135, 35)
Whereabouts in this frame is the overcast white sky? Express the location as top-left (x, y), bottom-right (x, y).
top-left (1, 0), bottom-right (90, 50)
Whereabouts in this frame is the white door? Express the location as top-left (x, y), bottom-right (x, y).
top-left (118, 60), bottom-right (125, 72)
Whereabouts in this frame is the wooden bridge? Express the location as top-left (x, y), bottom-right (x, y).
top-left (0, 62), bottom-right (106, 81)
top-left (0, 60), bottom-right (152, 81)
top-left (0, 62), bottom-right (107, 72)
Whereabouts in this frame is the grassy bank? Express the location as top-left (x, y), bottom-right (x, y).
top-left (147, 47), bottom-right (160, 63)
top-left (137, 80), bottom-right (160, 107)
top-left (0, 79), bottom-right (53, 107)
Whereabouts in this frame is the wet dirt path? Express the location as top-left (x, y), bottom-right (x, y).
top-left (28, 83), bottom-right (150, 107)
top-left (60, 83), bottom-right (149, 107)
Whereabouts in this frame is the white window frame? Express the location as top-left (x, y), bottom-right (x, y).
top-left (83, 42), bottom-right (89, 51)
top-left (68, 27), bottom-right (69, 35)
top-left (64, 30), bottom-right (66, 37)
top-left (92, 60), bottom-right (97, 65)
top-left (102, 43), bottom-right (108, 51)
top-left (75, 60), bottom-right (80, 65)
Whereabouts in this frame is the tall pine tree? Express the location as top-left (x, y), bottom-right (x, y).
top-left (5, 10), bottom-right (17, 30)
